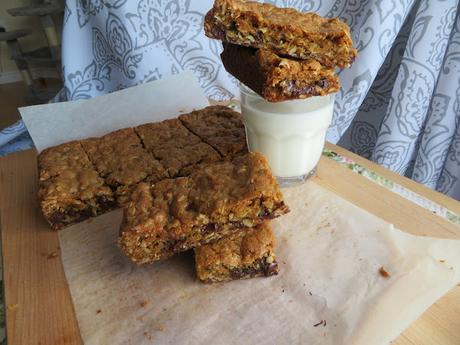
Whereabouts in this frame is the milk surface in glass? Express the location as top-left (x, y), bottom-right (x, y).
top-left (240, 85), bottom-right (334, 186)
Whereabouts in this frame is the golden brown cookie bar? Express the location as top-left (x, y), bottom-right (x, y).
top-left (38, 140), bottom-right (93, 181)
top-left (195, 222), bottom-right (278, 283)
top-left (38, 169), bottom-right (116, 230)
top-left (135, 119), bottom-right (221, 177)
top-left (119, 152), bottom-right (289, 264)
top-left (221, 43), bottom-right (340, 102)
top-left (179, 105), bottom-right (248, 159)
top-left (37, 141), bottom-right (116, 230)
top-left (205, 0), bottom-right (357, 68)
top-left (81, 128), bottom-right (167, 202)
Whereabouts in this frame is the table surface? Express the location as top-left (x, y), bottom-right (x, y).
top-left (1, 143), bottom-right (459, 345)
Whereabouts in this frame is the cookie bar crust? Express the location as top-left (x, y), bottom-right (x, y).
top-left (119, 152), bottom-right (289, 264)
top-left (135, 119), bottom-right (221, 177)
top-left (179, 105), bottom-right (248, 159)
top-left (38, 169), bottom-right (116, 230)
top-left (195, 222), bottom-right (278, 283)
top-left (205, 0), bottom-right (357, 68)
top-left (221, 43), bottom-right (340, 102)
top-left (81, 128), bottom-right (167, 192)
top-left (38, 140), bottom-right (93, 181)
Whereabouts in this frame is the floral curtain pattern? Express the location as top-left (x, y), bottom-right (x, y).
top-left (0, 0), bottom-right (459, 200)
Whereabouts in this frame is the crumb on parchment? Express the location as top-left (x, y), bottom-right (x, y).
top-left (313, 320), bottom-right (327, 327)
top-left (140, 300), bottom-right (149, 308)
top-left (379, 266), bottom-right (390, 278)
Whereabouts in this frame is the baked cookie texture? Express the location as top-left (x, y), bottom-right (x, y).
top-left (135, 118), bottom-right (221, 178)
top-left (81, 128), bottom-right (167, 188)
top-left (37, 106), bottom-right (264, 232)
top-left (119, 152), bottom-right (289, 264)
top-left (38, 140), bottom-right (94, 182)
top-left (179, 105), bottom-right (248, 159)
top-left (221, 43), bottom-right (340, 102)
top-left (195, 222), bottom-right (278, 283)
top-left (37, 141), bottom-right (116, 230)
top-left (205, 0), bottom-right (357, 68)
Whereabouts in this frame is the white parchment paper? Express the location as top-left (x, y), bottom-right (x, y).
top-left (19, 72), bottom-right (208, 152)
top-left (19, 73), bottom-right (460, 344)
top-left (58, 183), bottom-right (460, 345)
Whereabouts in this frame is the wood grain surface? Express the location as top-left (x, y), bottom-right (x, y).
top-left (0, 150), bottom-right (82, 345)
top-left (1, 145), bottom-right (459, 345)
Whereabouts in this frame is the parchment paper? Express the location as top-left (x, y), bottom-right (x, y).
top-left (19, 73), bottom-right (460, 344)
top-left (58, 183), bottom-right (460, 345)
top-left (19, 72), bottom-right (208, 152)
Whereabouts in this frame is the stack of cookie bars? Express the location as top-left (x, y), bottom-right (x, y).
top-left (38, 106), bottom-right (290, 283)
top-left (205, 0), bottom-right (357, 101)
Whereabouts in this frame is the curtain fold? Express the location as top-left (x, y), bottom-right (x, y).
top-left (372, 0), bottom-right (458, 176)
top-left (339, 0), bottom-right (460, 200)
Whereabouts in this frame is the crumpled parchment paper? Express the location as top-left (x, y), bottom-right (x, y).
top-left (58, 182), bottom-right (460, 345)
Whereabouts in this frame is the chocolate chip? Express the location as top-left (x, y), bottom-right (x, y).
top-left (200, 223), bottom-right (217, 234)
top-left (164, 238), bottom-right (186, 252)
top-left (230, 268), bottom-right (244, 279)
top-left (97, 196), bottom-right (117, 212)
top-left (230, 258), bottom-right (279, 280)
top-left (185, 203), bottom-right (196, 212)
top-left (230, 221), bottom-right (245, 228)
top-left (259, 207), bottom-right (271, 218)
top-left (295, 85), bottom-right (315, 96)
top-left (317, 78), bottom-right (329, 88)
top-left (49, 206), bottom-right (94, 229)
top-left (211, 25), bottom-right (226, 39)
top-left (333, 36), bottom-right (343, 45)
top-left (230, 263), bottom-right (260, 279)
top-left (264, 262), bottom-right (279, 276)
top-left (313, 320), bottom-right (324, 327)
top-left (285, 81), bottom-right (315, 97)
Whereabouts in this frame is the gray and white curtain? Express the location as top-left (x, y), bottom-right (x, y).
top-left (1, 0), bottom-right (459, 200)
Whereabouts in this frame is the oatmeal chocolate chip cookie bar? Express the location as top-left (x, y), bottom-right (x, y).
top-left (81, 128), bottom-right (167, 204)
top-left (221, 43), bottom-right (340, 102)
top-left (205, 0), bottom-right (357, 68)
top-left (119, 152), bottom-right (289, 264)
top-left (195, 222), bottom-right (278, 283)
top-left (39, 170), bottom-right (116, 230)
top-left (37, 141), bottom-right (116, 230)
top-left (179, 105), bottom-right (248, 159)
top-left (135, 118), bottom-right (221, 177)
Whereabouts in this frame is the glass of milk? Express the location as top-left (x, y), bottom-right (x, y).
top-left (240, 84), bottom-right (334, 187)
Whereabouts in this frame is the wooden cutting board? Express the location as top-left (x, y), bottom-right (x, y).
top-left (1, 144), bottom-right (459, 345)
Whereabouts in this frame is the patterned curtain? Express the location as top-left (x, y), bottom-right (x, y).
top-left (1, 0), bottom-right (459, 200)
top-left (337, 0), bottom-right (460, 200)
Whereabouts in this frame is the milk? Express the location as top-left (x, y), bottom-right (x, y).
top-left (240, 85), bottom-right (334, 185)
